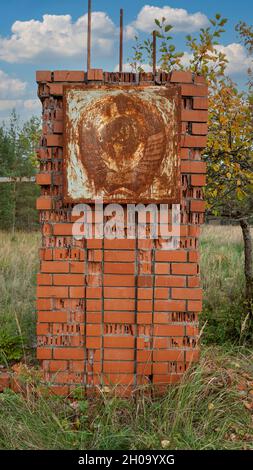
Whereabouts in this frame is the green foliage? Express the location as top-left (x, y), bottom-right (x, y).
top-left (200, 225), bottom-right (252, 345)
top-left (186, 15), bottom-right (228, 80)
top-left (127, 36), bottom-right (145, 73)
top-left (0, 331), bottom-right (23, 362)
top-left (0, 111), bottom-right (41, 232)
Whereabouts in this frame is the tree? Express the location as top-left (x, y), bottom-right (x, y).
top-left (128, 15), bottom-right (253, 339)
top-left (0, 111), bottom-right (41, 233)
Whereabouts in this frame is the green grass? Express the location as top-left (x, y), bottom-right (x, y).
top-left (0, 346), bottom-right (252, 450)
top-left (200, 225), bottom-right (251, 344)
top-left (0, 227), bottom-right (252, 450)
top-left (0, 231), bottom-right (39, 364)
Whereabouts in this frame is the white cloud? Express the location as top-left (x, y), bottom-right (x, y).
top-left (0, 99), bottom-right (41, 112)
top-left (0, 12), bottom-right (116, 63)
top-left (131, 5), bottom-right (208, 34)
top-left (181, 43), bottom-right (252, 76)
top-left (216, 43), bottom-right (252, 75)
top-left (0, 70), bottom-right (27, 99)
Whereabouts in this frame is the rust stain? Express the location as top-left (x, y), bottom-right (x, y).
top-left (63, 84), bottom-right (181, 204)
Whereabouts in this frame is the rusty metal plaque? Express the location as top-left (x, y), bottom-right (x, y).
top-left (63, 85), bottom-right (181, 203)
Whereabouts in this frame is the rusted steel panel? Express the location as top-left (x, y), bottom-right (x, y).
top-left (63, 84), bottom-right (181, 203)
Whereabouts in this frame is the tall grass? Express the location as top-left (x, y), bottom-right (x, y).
top-left (200, 225), bottom-right (251, 344)
top-left (0, 347), bottom-right (252, 450)
top-left (0, 231), bottom-right (40, 362)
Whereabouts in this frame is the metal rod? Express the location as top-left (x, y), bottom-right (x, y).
top-left (153, 30), bottom-right (156, 76)
top-left (119, 8), bottom-right (123, 73)
top-left (87, 0), bottom-right (92, 71)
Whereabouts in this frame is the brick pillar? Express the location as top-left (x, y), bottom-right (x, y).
top-left (36, 69), bottom-right (207, 396)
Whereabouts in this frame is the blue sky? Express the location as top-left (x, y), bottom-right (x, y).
top-left (0, 0), bottom-right (252, 123)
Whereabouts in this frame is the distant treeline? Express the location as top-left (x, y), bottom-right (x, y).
top-left (0, 112), bottom-right (41, 232)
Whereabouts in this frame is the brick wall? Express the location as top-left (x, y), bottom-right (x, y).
top-left (36, 69), bottom-right (207, 396)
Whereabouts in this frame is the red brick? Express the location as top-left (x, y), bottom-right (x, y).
top-left (181, 135), bottom-right (207, 148)
top-left (36, 173), bottom-right (52, 185)
top-left (137, 276), bottom-right (153, 287)
top-left (186, 350), bottom-right (200, 362)
top-left (172, 288), bottom-right (202, 300)
top-left (191, 174), bottom-right (206, 186)
top-left (104, 349), bottom-right (134, 360)
top-left (103, 362), bottom-right (134, 373)
top-left (70, 262), bottom-right (85, 273)
top-left (188, 276), bottom-right (200, 287)
top-left (46, 134), bottom-right (63, 147)
top-left (37, 286), bottom-right (68, 298)
top-left (104, 287), bottom-right (135, 298)
top-left (48, 83), bottom-right (63, 96)
top-left (138, 288), bottom-right (153, 299)
top-left (190, 200), bottom-right (206, 212)
top-left (188, 251), bottom-right (200, 262)
top-left (155, 250), bottom-right (187, 262)
top-left (104, 251), bottom-right (135, 262)
top-left (171, 263), bottom-right (198, 275)
top-left (41, 261), bottom-right (69, 273)
top-left (194, 75), bottom-right (207, 84)
top-left (180, 148), bottom-right (189, 159)
top-left (193, 97), bottom-right (208, 109)
top-left (155, 276), bottom-right (186, 287)
top-left (103, 337), bottom-right (135, 348)
top-left (37, 273), bottom-right (52, 285)
top-left (104, 239), bottom-right (135, 250)
top-left (192, 123), bottom-right (208, 135)
top-left (40, 248), bottom-right (53, 260)
top-left (53, 121), bottom-right (63, 133)
top-left (53, 71), bottom-right (85, 82)
top-left (155, 263), bottom-right (170, 274)
top-left (36, 197), bottom-right (53, 210)
top-left (37, 323), bottom-right (49, 334)
top-left (104, 313), bottom-right (135, 323)
top-left (86, 287), bottom-right (102, 298)
top-left (36, 71), bottom-right (52, 82)
top-left (104, 263), bottom-right (135, 274)
top-left (103, 274), bottom-right (135, 288)
top-left (182, 109), bottom-right (208, 122)
top-left (188, 300), bottom-right (202, 312)
top-left (86, 337), bottom-right (102, 348)
top-left (88, 250), bottom-right (103, 262)
top-left (87, 69), bottom-right (103, 81)
top-left (104, 299), bottom-right (135, 311)
top-left (181, 161), bottom-right (206, 174)
top-left (170, 70), bottom-right (193, 83)
top-left (154, 300), bottom-right (186, 311)
top-left (70, 287), bottom-right (85, 298)
top-left (0, 373), bottom-right (10, 391)
top-left (54, 348), bottom-right (85, 360)
top-left (86, 325), bottom-right (102, 336)
top-left (49, 361), bottom-right (68, 372)
top-left (154, 325), bottom-right (184, 336)
top-left (137, 300), bottom-right (153, 311)
top-left (181, 84), bottom-right (208, 97)
top-left (54, 274), bottom-right (84, 285)
top-left (37, 348), bottom-right (52, 359)
top-left (36, 298), bottom-right (52, 310)
top-left (153, 350), bottom-right (184, 361)
top-left (37, 311), bottom-right (68, 322)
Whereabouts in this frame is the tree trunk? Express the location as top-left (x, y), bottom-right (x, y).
top-left (240, 218), bottom-right (253, 340)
